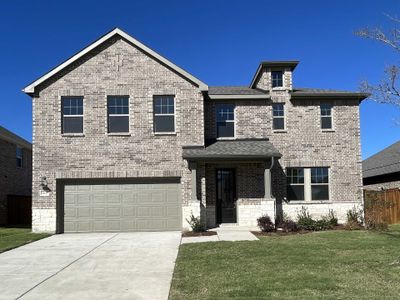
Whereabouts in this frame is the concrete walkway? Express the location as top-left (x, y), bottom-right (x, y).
top-left (181, 227), bottom-right (258, 244)
top-left (0, 232), bottom-right (181, 300)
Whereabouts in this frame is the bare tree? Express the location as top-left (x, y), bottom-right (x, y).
top-left (355, 14), bottom-right (400, 105)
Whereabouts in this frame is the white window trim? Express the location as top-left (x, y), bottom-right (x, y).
top-left (61, 97), bottom-right (84, 135)
top-left (271, 70), bottom-right (284, 89)
top-left (287, 167), bottom-right (330, 202)
top-left (272, 103), bottom-right (286, 132)
top-left (320, 103), bottom-right (335, 131)
top-left (153, 96), bottom-right (176, 135)
top-left (215, 104), bottom-right (236, 140)
top-left (107, 96), bottom-right (130, 134)
top-left (16, 146), bottom-right (23, 168)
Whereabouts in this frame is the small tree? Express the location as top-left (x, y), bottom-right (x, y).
top-left (355, 14), bottom-right (400, 106)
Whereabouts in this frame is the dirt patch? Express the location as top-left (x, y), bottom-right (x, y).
top-left (182, 231), bottom-right (218, 237)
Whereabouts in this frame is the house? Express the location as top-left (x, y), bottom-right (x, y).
top-left (363, 141), bottom-right (400, 190)
top-left (0, 126), bottom-right (32, 225)
top-left (22, 28), bottom-right (368, 233)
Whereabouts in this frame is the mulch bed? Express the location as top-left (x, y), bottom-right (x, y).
top-left (252, 224), bottom-right (360, 236)
top-left (182, 231), bottom-right (218, 237)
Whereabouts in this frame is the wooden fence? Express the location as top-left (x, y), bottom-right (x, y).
top-left (364, 189), bottom-right (400, 224)
top-left (7, 195), bottom-right (32, 226)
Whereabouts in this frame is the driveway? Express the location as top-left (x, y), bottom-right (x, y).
top-left (0, 232), bottom-right (181, 300)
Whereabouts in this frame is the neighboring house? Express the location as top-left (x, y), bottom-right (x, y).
top-left (23, 28), bottom-right (368, 233)
top-left (363, 141), bottom-right (400, 190)
top-left (0, 126), bottom-right (32, 225)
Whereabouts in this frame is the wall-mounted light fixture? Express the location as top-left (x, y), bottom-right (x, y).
top-left (40, 176), bottom-right (51, 192)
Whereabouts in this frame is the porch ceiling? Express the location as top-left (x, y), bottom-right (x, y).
top-left (182, 139), bottom-right (281, 161)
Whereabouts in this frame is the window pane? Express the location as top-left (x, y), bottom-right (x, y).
top-left (320, 103), bottom-right (332, 116)
top-left (272, 103), bottom-right (284, 117)
top-left (154, 115), bottom-right (175, 132)
top-left (216, 104), bottom-right (234, 121)
top-left (287, 185), bottom-right (304, 200)
top-left (108, 115), bottom-right (129, 133)
top-left (217, 121), bottom-right (234, 138)
top-left (272, 71), bottom-right (283, 87)
top-left (311, 167), bottom-right (329, 183)
top-left (321, 117), bottom-right (332, 129)
top-left (154, 96), bottom-right (174, 114)
top-left (63, 116), bottom-right (83, 133)
top-left (273, 118), bottom-right (284, 130)
top-left (62, 97), bottom-right (83, 116)
top-left (287, 168), bottom-right (304, 184)
top-left (311, 185), bottom-right (329, 200)
top-left (108, 96), bottom-right (129, 115)
top-left (16, 147), bottom-right (23, 168)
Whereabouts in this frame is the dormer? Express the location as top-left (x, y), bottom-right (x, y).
top-left (250, 61), bottom-right (299, 91)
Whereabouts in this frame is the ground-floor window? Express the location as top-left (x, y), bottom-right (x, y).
top-left (287, 167), bottom-right (329, 201)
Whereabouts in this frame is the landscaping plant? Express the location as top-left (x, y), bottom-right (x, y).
top-left (257, 214), bottom-right (275, 232)
top-left (345, 206), bottom-right (364, 230)
top-left (186, 213), bottom-right (206, 232)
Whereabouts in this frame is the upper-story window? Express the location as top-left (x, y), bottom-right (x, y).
top-left (108, 96), bottom-right (129, 133)
top-left (216, 104), bottom-right (235, 138)
top-left (16, 146), bottom-right (23, 168)
top-left (271, 71), bottom-right (283, 88)
top-left (62, 97), bottom-right (83, 134)
top-left (153, 95), bottom-right (175, 133)
top-left (272, 103), bottom-right (285, 130)
top-left (320, 103), bottom-right (333, 129)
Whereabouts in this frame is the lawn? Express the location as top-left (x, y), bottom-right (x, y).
top-left (0, 227), bottom-right (50, 253)
top-left (170, 225), bottom-right (400, 299)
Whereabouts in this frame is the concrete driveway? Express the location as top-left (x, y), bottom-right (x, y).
top-left (0, 232), bottom-right (181, 300)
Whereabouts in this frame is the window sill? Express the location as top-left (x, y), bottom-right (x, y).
top-left (216, 137), bottom-right (236, 140)
top-left (271, 87), bottom-right (286, 91)
top-left (153, 132), bottom-right (177, 136)
top-left (107, 133), bottom-right (131, 136)
top-left (321, 129), bottom-right (335, 133)
top-left (62, 133), bottom-right (85, 137)
top-left (286, 200), bottom-right (332, 205)
top-left (273, 130), bottom-right (287, 133)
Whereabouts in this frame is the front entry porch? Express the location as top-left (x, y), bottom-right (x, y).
top-left (182, 139), bottom-right (282, 229)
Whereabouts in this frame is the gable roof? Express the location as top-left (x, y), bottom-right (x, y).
top-left (22, 28), bottom-right (208, 95)
top-left (0, 126), bottom-right (31, 150)
top-left (363, 141), bottom-right (400, 178)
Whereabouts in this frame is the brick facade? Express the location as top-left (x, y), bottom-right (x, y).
top-left (27, 30), bottom-right (364, 232)
top-left (0, 136), bottom-right (32, 224)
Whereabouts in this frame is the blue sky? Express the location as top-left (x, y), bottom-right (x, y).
top-left (0, 0), bottom-right (399, 159)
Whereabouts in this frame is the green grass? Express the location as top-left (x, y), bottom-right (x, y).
top-left (0, 227), bottom-right (50, 253)
top-left (170, 225), bottom-right (400, 300)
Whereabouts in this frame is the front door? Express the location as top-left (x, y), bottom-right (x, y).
top-left (216, 169), bottom-right (236, 223)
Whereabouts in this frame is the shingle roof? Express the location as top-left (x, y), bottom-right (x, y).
top-left (363, 141), bottom-right (400, 178)
top-left (208, 86), bottom-right (267, 95)
top-left (182, 139), bottom-right (281, 160)
top-left (0, 126), bottom-right (31, 149)
top-left (292, 87), bottom-right (369, 99)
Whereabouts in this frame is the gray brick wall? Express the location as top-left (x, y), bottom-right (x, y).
top-left (32, 36), bottom-right (203, 231)
top-left (364, 180), bottom-right (400, 190)
top-left (205, 76), bottom-right (363, 207)
top-left (0, 139), bottom-right (32, 224)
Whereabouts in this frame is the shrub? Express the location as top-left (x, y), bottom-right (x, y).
top-left (281, 219), bottom-right (299, 232)
top-left (296, 207), bottom-right (316, 230)
top-left (297, 207), bottom-right (335, 231)
top-left (345, 207), bottom-right (363, 230)
top-left (257, 214), bottom-right (275, 232)
top-left (186, 213), bottom-right (206, 232)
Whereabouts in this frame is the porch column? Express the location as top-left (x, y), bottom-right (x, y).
top-left (264, 159), bottom-right (273, 199)
top-left (189, 161), bottom-right (198, 200)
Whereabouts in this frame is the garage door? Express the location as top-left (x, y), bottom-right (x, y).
top-left (63, 182), bottom-right (181, 233)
